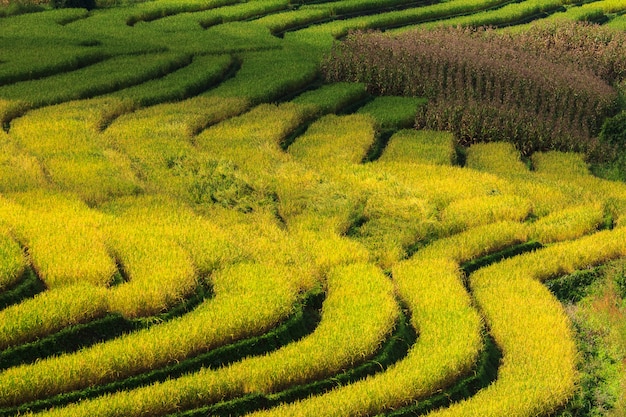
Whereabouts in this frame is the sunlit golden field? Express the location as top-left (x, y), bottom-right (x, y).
top-left (0, 1), bottom-right (625, 416)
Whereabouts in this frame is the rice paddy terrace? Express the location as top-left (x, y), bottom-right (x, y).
top-left (0, 0), bottom-right (626, 416)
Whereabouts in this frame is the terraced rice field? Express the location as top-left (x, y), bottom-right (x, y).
top-left (0, 0), bottom-right (625, 416)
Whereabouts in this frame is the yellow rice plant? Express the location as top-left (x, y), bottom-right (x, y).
top-left (229, 262), bottom-right (397, 393)
top-left (425, 228), bottom-right (626, 417)
top-left (102, 95), bottom-right (249, 195)
top-left (581, 0), bottom-right (626, 13)
top-left (254, 8), bottom-right (331, 34)
top-left (506, 177), bottom-right (573, 216)
top-left (465, 141), bottom-right (529, 177)
top-left (35, 263), bottom-right (399, 417)
top-left (0, 98), bottom-right (28, 126)
top-left (0, 136), bottom-right (48, 193)
top-left (216, 207), bottom-right (324, 290)
top-left (196, 102), bottom-right (314, 179)
top-left (44, 152), bottom-right (142, 206)
top-left (530, 203), bottom-right (606, 243)
top-left (377, 129), bottom-right (456, 166)
top-left (376, 162), bottom-right (516, 210)
top-left (0, 262), bottom-right (302, 407)
top-left (288, 113), bottom-right (377, 171)
top-left (0, 191), bottom-right (116, 288)
top-left (299, 230), bottom-right (370, 275)
top-left (8, 98), bottom-right (141, 204)
top-left (101, 194), bottom-right (242, 276)
top-left (273, 160), bottom-right (367, 235)
top-left (0, 284), bottom-right (109, 350)
top-left (551, 175), bottom-right (626, 226)
top-left (105, 215), bottom-right (198, 318)
top-left (440, 194), bottom-right (532, 232)
top-left (9, 98), bottom-right (132, 159)
top-left (353, 186), bottom-right (438, 269)
top-left (246, 258), bottom-right (483, 417)
top-left (531, 150), bottom-right (590, 177)
top-left (501, 228), bottom-right (626, 282)
top-left (414, 220), bottom-right (529, 263)
top-left (0, 225), bottom-right (27, 291)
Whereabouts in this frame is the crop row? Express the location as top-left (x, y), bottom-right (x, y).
top-left (416, 0), bottom-right (570, 29)
top-left (246, 220), bottom-right (545, 416)
top-left (0, 53), bottom-right (193, 108)
top-left (0, 288), bottom-right (322, 415)
top-left (0, 261), bottom-right (306, 407)
top-left (425, 227), bottom-right (626, 417)
top-left (6, 263), bottom-right (398, 416)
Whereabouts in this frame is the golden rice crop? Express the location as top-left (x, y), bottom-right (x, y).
top-left (0, 191), bottom-right (116, 288)
top-left (273, 160), bottom-right (366, 235)
top-left (530, 203), bottom-right (605, 243)
top-left (196, 102), bottom-right (313, 178)
top-left (290, 228), bottom-right (370, 278)
top-left (0, 284), bottom-right (109, 350)
top-left (507, 178), bottom-right (573, 216)
top-left (288, 113), bottom-right (377, 170)
top-left (0, 226), bottom-right (27, 291)
top-left (8, 98), bottom-right (141, 204)
top-left (352, 184), bottom-right (438, 269)
top-left (0, 262), bottom-right (303, 407)
top-left (531, 150), bottom-right (590, 177)
top-left (425, 228), bottom-right (626, 417)
top-left (375, 162), bottom-right (515, 210)
top-left (0, 138), bottom-right (47, 193)
top-left (101, 95), bottom-right (250, 198)
top-left (0, 98), bottom-right (28, 126)
top-left (106, 229), bottom-right (197, 318)
top-left (246, 257), bottom-right (483, 417)
top-left (465, 141), bottom-right (529, 176)
top-left (377, 129), bottom-right (456, 166)
top-left (440, 194), bottom-right (532, 232)
top-left (414, 220), bottom-right (528, 263)
top-left (101, 193), bottom-right (241, 273)
top-left (34, 262), bottom-right (398, 417)
top-left (8, 99), bottom-right (132, 159)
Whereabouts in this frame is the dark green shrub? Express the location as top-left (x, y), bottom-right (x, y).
top-left (599, 111), bottom-right (626, 149)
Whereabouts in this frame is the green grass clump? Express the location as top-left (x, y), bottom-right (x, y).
top-left (356, 96), bottom-right (426, 129)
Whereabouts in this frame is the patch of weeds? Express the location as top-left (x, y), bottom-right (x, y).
top-left (547, 268), bottom-right (601, 304)
top-left (558, 307), bottom-right (621, 417)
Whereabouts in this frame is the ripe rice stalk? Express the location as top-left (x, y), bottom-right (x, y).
top-left (0, 284), bottom-right (109, 350)
top-left (440, 194), bottom-right (532, 232)
top-left (0, 191), bottom-right (117, 289)
top-left (0, 262), bottom-right (304, 407)
top-left (531, 151), bottom-right (590, 177)
top-left (530, 203), bottom-right (605, 244)
top-left (32, 263), bottom-right (398, 417)
top-left (0, 226), bottom-right (27, 292)
top-left (244, 258), bottom-right (483, 417)
top-left (377, 129), bottom-right (456, 166)
top-left (424, 228), bottom-right (626, 417)
top-left (288, 113), bottom-right (377, 170)
top-left (465, 141), bottom-right (529, 177)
